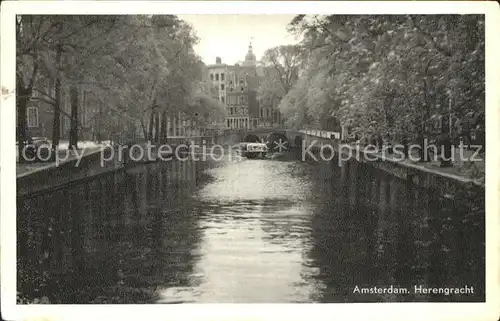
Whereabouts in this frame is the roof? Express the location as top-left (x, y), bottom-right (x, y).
top-left (207, 63), bottom-right (227, 69)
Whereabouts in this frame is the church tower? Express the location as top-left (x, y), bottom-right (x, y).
top-left (242, 40), bottom-right (256, 67)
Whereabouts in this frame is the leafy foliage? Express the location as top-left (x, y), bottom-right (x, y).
top-left (280, 15), bottom-right (485, 142)
top-left (257, 45), bottom-right (304, 110)
top-left (16, 15), bottom-right (225, 145)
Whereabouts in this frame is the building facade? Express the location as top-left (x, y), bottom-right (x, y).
top-left (21, 78), bottom-right (210, 144)
top-left (207, 42), bottom-right (283, 130)
top-left (23, 78), bottom-right (95, 142)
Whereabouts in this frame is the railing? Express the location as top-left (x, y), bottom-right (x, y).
top-left (224, 127), bottom-right (282, 133)
top-left (221, 128), bottom-right (342, 139)
top-left (299, 129), bottom-right (341, 140)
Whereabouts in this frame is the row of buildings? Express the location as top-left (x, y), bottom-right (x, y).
top-left (21, 43), bottom-right (283, 142)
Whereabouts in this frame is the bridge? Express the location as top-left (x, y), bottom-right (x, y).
top-left (161, 127), bottom-right (344, 152)
top-left (219, 127), bottom-right (342, 149)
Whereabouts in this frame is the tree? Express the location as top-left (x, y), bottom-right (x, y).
top-left (16, 16), bottom-right (57, 160)
top-left (280, 14), bottom-right (484, 146)
top-left (16, 15), bottom-right (119, 151)
top-left (257, 45), bottom-right (304, 120)
top-left (17, 15), bottom-right (225, 153)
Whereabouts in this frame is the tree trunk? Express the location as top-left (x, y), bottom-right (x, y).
top-left (69, 85), bottom-right (79, 150)
top-left (131, 120), bottom-right (138, 140)
top-left (163, 113), bottom-right (167, 139)
top-left (148, 110), bottom-right (155, 142)
top-left (16, 61), bottom-right (38, 162)
top-left (417, 112), bottom-right (427, 162)
top-left (51, 78), bottom-right (61, 148)
top-left (52, 77), bottom-right (61, 148)
top-left (95, 104), bottom-right (102, 143)
top-left (160, 110), bottom-right (167, 143)
top-left (154, 111), bottom-right (160, 144)
top-left (16, 81), bottom-right (29, 163)
top-left (51, 44), bottom-right (63, 148)
top-left (140, 118), bottom-right (148, 140)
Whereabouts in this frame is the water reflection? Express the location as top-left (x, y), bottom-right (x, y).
top-left (306, 159), bottom-right (484, 302)
top-left (17, 155), bottom-right (484, 303)
top-left (18, 159), bottom-right (207, 303)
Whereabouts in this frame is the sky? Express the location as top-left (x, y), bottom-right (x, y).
top-left (178, 15), bottom-right (301, 65)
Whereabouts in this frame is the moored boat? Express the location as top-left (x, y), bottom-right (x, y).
top-left (236, 142), bottom-right (268, 159)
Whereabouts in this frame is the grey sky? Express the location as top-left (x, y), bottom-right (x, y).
top-left (179, 15), bottom-right (300, 65)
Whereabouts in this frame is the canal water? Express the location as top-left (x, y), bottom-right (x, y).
top-left (17, 153), bottom-right (485, 303)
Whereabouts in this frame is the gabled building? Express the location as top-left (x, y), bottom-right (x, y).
top-left (207, 42), bottom-right (282, 130)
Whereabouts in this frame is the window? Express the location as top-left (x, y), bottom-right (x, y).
top-left (215, 73), bottom-right (219, 81)
top-left (240, 87), bottom-right (244, 92)
top-left (210, 74), bottom-right (214, 81)
top-left (229, 80), bottom-right (233, 85)
top-left (221, 96), bottom-right (225, 104)
top-left (27, 106), bottom-right (39, 128)
top-left (221, 73), bottom-right (225, 81)
top-left (229, 87), bottom-right (233, 92)
top-left (221, 84), bottom-right (225, 90)
top-left (240, 78), bottom-right (244, 84)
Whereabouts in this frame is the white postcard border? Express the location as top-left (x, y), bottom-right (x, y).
top-left (1, 1), bottom-right (499, 321)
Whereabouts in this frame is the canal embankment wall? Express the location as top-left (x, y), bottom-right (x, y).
top-left (17, 147), bottom-right (123, 198)
top-left (17, 136), bottom-right (229, 198)
top-left (301, 134), bottom-right (485, 198)
top-left (17, 131), bottom-right (484, 199)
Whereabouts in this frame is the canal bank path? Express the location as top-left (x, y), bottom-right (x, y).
top-left (15, 142), bottom-right (236, 179)
top-left (16, 143), bottom-right (107, 178)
